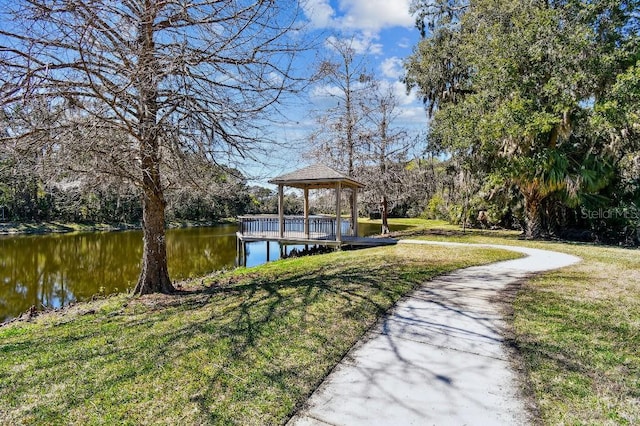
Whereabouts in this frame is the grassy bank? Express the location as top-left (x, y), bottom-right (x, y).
top-left (0, 243), bottom-right (517, 425)
top-left (383, 218), bottom-right (640, 424)
top-left (0, 219), bottom-right (234, 235)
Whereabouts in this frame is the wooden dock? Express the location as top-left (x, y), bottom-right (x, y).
top-left (236, 231), bottom-right (398, 247)
top-left (236, 215), bottom-right (397, 266)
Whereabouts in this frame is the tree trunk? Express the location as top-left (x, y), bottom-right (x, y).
top-left (133, 118), bottom-right (174, 295)
top-left (524, 194), bottom-right (544, 239)
top-left (133, 4), bottom-right (174, 296)
top-left (134, 179), bottom-right (174, 295)
top-left (381, 195), bottom-right (390, 234)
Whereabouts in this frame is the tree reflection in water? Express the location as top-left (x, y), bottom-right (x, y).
top-left (0, 225), bottom-right (237, 322)
top-left (0, 222), bottom-right (386, 322)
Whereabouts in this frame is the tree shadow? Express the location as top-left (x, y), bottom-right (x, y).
top-left (2, 259), bottom-right (430, 424)
top-left (285, 265), bottom-right (544, 424)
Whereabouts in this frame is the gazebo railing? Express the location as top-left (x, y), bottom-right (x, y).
top-left (238, 215), bottom-right (355, 240)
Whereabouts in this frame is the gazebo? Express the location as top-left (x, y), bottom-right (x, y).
top-left (236, 164), bottom-right (395, 265)
top-left (270, 163), bottom-right (363, 241)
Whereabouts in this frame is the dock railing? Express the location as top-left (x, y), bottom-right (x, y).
top-left (238, 215), bottom-right (354, 240)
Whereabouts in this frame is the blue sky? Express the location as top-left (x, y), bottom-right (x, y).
top-left (248, 0), bottom-right (428, 183)
top-left (301, 0), bottom-right (425, 124)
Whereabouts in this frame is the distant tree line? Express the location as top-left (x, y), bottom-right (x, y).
top-left (5, 134), bottom-right (638, 246)
top-left (0, 157), bottom-right (251, 223)
top-left (0, 153), bottom-right (316, 224)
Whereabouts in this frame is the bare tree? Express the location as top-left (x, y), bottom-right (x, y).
top-left (0, 0), bottom-right (307, 294)
top-left (307, 36), bottom-right (375, 176)
top-left (360, 85), bottom-right (409, 234)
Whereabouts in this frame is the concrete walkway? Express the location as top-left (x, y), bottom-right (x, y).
top-left (288, 240), bottom-right (581, 426)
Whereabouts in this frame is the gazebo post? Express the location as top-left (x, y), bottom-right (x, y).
top-left (335, 182), bottom-right (342, 243)
top-left (352, 188), bottom-right (358, 236)
top-left (303, 187), bottom-right (309, 238)
top-left (278, 184), bottom-right (284, 238)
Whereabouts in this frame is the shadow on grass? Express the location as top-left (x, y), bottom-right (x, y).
top-left (156, 264), bottom-right (426, 423)
top-left (512, 269), bottom-right (640, 423)
top-left (0, 258), bottom-right (433, 424)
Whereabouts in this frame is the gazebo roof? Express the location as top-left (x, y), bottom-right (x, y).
top-left (268, 163), bottom-right (364, 189)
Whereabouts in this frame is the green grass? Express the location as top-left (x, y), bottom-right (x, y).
top-left (0, 221), bottom-right (140, 234)
top-left (380, 218), bottom-right (640, 425)
top-left (362, 217), bottom-right (461, 233)
top-left (0, 219), bottom-right (234, 235)
top-left (0, 243), bottom-right (517, 425)
top-left (512, 244), bottom-right (640, 425)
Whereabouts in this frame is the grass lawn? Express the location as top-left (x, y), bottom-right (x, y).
top-left (0, 242), bottom-right (517, 425)
top-left (513, 243), bottom-right (640, 425)
top-left (385, 218), bottom-right (640, 424)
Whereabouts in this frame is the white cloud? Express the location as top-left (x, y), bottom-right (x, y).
top-left (397, 104), bottom-right (427, 127)
top-left (337, 0), bottom-right (414, 31)
top-left (397, 37), bottom-right (412, 49)
top-left (268, 72), bottom-right (284, 85)
top-left (380, 57), bottom-right (405, 79)
top-left (310, 83), bottom-right (345, 101)
top-left (393, 81), bottom-right (416, 105)
top-left (326, 32), bottom-right (382, 55)
top-left (376, 79), bottom-right (417, 106)
top-left (302, 0), bottom-right (336, 29)
top-left (302, 0), bottom-right (413, 32)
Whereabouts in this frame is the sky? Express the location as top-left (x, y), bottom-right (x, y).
top-left (301, 0), bottom-right (425, 125)
top-left (249, 0), bottom-right (428, 183)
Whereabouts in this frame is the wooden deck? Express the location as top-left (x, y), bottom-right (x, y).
top-left (236, 215), bottom-right (397, 248)
top-left (236, 231), bottom-right (397, 247)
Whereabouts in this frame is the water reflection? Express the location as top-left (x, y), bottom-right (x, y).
top-left (0, 222), bottom-right (388, 322)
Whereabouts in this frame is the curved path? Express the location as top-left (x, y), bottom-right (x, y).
top-left (288, 240), bottom-right (581, 426)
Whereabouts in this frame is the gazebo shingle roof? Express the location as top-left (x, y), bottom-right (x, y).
top-left (268, 163), bottom-right (364, 189)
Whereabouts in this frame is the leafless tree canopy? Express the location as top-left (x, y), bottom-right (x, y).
top-left (1, 0), bottom-right (306, 167)
top-left (306, 36), bottom-right (375, 176)
top-left (0, 0), bottom-right (309, 294)
top-left (306, 37), bottom-right (410, 233)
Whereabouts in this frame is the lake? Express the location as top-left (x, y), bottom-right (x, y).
top-left (0, 222), bottom-right (386, 322)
